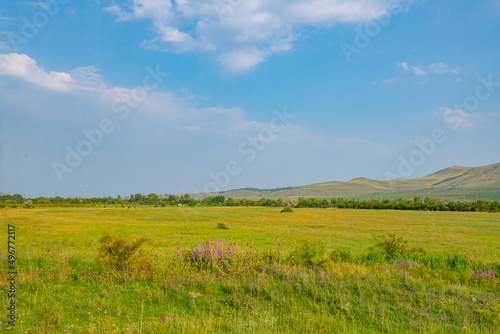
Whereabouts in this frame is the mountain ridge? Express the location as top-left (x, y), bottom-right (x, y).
top-left (193, 163), bottom-right (500, 201)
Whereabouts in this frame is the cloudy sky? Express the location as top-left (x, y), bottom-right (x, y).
top-left (1, 0), bottom-right (500, 197)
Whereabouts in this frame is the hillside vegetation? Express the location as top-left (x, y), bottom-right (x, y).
top-left (204, 163), bottom-right (500, 201)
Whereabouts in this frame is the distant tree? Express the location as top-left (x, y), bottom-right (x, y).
top-left (134, 194), bottom-right (144, 203)
top-left (227, 198), bottom-right (237, 206)
top-left (282, 198), bottom-right (298, 212)
top-left (13, 194), bottom-right (23, 202)
top-left (23, 200), bottom-right (34, 209)
top-left (148, 193), bottom-right (159, 205)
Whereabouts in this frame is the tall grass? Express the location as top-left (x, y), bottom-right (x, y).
top-left (1, 234), bottom-right (499, 333)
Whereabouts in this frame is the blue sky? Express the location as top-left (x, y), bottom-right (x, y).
top-left (1, 0), bottom-right (499, 197)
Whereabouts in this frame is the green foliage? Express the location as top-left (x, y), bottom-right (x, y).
top-left (1, 191), bottom-right (500, 212)
top-left (216, 222), bottom-right (229, 229)
top-left (282, 198), bottom-right (298, 210)
top-left (98, 235), bottom-right (151, 273)
top-left (373, 233), bottom-right (426, 259)
top-left (281, 207), bottom-right (294, 213)
top-left (148, 193), bottom-right (159, 205)
top-left (291, 239), bottom-right (327, 267)
top-left (377, 233), bottom-right (409, 257)
top-left (24, 199), bottom-right (34, 209)
top-left (328, 249), bottom-right (352, 262)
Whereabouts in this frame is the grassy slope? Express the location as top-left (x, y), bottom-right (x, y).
top-left (209, 163), bottom-right (500, 200)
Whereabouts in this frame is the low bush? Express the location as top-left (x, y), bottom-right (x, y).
top-left (366, 233), bottom-right (426, 261)
top-left (217, 222), bottom-right (229, 229)
top-left (98, 235), bottom-right (152, 277)
top-left (328, 249), bottom-right (352, 262)
top-left (291, 239), bottom-right (327, 267)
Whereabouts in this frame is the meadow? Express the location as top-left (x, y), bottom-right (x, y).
top-left (1, 206), bottom-right (499, 333)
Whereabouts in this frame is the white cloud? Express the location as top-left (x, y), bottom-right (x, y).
top-left (397, 61), bottom-right (426, 76)
top-left (0, 53), bottom-right (112, 93)
top-left (179, 87), bottom-right (210, 100)
top-left (0, 53), bottom-right (73, 91)
top-left (217, 48), bottom-right (267, 73)
top-left (411, 66), bottom-right (427, 76)
top-left (0, 15), bottom-right (16, 21)
top-left (428, 62), bottom-right (461, 75)
top-left (373, 77), bottom-right (396, 85)
top-left (69, 66), bottom-right (107, 92)
top-left (382, 77), bottom-right (396, 84)
top-left (397, 61), bottom-right (409, 71)
top-left (0, 52), bottom-right (390, 162)
top-left (398, 61), bottom-right (461, 77)
top-left (0, 53), bottom-right (292, 137)
top-left (105, 0), bottom-right (411, 71)
top-left (438, 107), bottom-right (483, 130)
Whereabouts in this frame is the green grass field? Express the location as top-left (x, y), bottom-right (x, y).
top-left (1, 206), bottom-right (499, 333)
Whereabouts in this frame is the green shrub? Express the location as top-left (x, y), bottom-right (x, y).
top-left (292, 240), bottom-right (327, 267)
top-left (377, 233), bottom-right (408, 257)
top-left (329, 249), bottom-right (352, 262)
top-left (362, 234), bottom-right (426, 263)
top-left (98, 235), bottom-right (152, 274)
top-left (217, 222), bottom-right (229, 229)
top-left (282, 198), bottom-right (298, 212)
top-left (376, 233), bottom-right (425, 258)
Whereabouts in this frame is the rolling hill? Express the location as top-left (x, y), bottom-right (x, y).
top-left (195, 163), bottom-right (500, 201)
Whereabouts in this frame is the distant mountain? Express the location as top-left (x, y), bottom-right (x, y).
top-left (195, 163), bottom-right (500, 201)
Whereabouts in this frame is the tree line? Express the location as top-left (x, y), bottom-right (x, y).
top-left (1, 193), bottom-right (499, 212)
